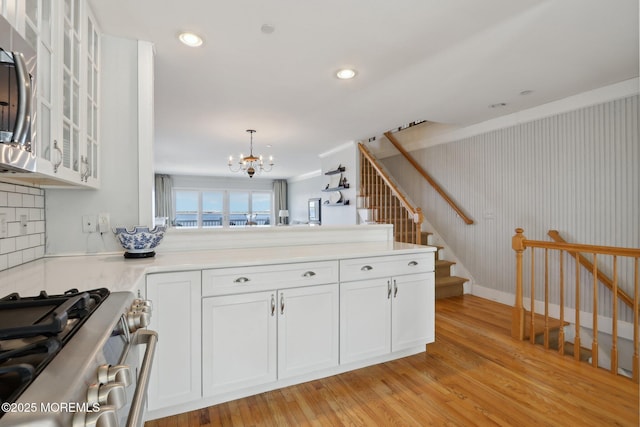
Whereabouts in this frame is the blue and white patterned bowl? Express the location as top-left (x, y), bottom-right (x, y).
top-left (113, 226), bottom-right (166, 256)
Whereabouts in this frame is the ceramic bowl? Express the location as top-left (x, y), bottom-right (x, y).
top-left (113, 225), bottom-right (166, 258)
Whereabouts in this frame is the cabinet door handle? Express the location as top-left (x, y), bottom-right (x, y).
top-left (302, 271), bottom-right (316, 277)
top-left (360, 265), bottom-right (373, 271)
top-left (270, 294), bottom-right (275, 316)
top-left (393, 280), bottom-right (398, 298)
top-left (233, 277), bottom-right (250, 283)
top-left (408, 261), bottom-right (418, 266)
top-left (280, 294), bottom-right (285, 315)
top-left (387, 281), bottom-right (392, 299)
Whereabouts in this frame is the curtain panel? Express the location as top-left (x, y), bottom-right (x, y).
top-left (155, 174), bottom-right (173, 223)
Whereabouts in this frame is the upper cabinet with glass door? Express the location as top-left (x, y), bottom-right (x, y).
top-left (1, 0), bottom-right (100, 188)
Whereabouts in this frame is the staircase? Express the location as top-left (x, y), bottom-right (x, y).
top-left (421, 232), bottom-right (467, 299)
top-left (358, 142), bottom-right (469, 300)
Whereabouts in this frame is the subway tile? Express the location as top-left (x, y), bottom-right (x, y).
top-left (22, 194), bottom-right (35, 208)
top-left (7, 251), bottom-right (22, 268)
top-left (34, 245), bottom-right (44, 259)
top-left (0, 182), bottom-right (15, 192)
top-left (16, 235), bottom-right (29, 250)
top-left (34, 195), bottom-right (44, 208)
top-left (0, 254), bottom-right (7, 271)
top-left (14, 185), bottom-right (31, 195)
top-left (28, 234), bottom-right (40, 248)
top-left (0, 207), bottom-right (15, 221)
top-left (29, 208), bottom-right (41, 221)
top-left (0, 237), bottom-right (15, 254)
top-left (7, 193), bottom-right (22, 207)
top-left (22, 248), bottom-right (35, 263)
top-left (0, 191), bottom-right (7, 206)
top-left (7, 222), bottom-right (20, 237)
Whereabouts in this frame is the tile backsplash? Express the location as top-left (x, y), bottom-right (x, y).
top-left (0, 181), bottom-right (45, 271)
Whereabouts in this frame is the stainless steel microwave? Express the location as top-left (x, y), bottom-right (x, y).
top-left (0, 14), bottom-right (36, 173)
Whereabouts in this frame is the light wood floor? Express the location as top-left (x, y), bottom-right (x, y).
top-left (145, 296), bottom-right (639, 426)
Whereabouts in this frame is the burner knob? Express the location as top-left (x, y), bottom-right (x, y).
top-left (98, 364), bottom-right (132, 387)
top-left (72, 405), bottom-right (118, 427)
top-left (126, 310), bottom-right (151, 332)
top-left (87, 382), bottom-right (127, 409)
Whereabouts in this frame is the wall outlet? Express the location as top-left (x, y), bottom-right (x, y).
top-left (82, 215), bottom-right (97, 233)
top-left (20, 214), bottom-right (28, 235)
top-left (98, 213), bottom-right (110, 233)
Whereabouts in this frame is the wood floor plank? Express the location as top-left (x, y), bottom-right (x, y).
top-left (146, 295), bottom-right (639, 427)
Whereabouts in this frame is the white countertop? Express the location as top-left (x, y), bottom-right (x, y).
top-left (0, 241), bottom-right (435, 297)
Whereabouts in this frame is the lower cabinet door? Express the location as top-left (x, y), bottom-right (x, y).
top-left (146, 271), bottom-right (201, 410)
top-left (391, 272), bottom-right (435, 351)
top-left (202, 291), bottom-right (277, 396)
top-left (278, 283), bottom-right (339, 379)
top-left (339, 278), bottom-right (391, 364)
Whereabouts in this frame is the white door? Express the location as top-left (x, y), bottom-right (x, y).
top-left (339, 278), bottom-right (391, 364)
top-left (391, 272), bottom-right (435, 351)
top-left (278, 284), bottom-right (339, 379)
top-left (202, 291), bottom-right (277, 396)
top-left (146, 271), bottom-right (201, 410)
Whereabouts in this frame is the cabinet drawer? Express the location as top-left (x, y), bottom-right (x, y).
top-left (202, 261), bottom-right (339, 296)
top-left (339, 253), bottom-right (434, 282)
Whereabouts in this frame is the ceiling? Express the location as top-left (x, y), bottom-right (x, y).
top-left (88, 0), bottom-right (638, 180)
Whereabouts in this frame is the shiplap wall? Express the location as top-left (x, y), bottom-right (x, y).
top-left (381, 95), bottom-right (639, 323)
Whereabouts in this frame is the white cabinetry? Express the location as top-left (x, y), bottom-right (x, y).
top-left (339, 254), bottom-right (435, 364)
top-left (7, 0), bottom-right (100, 187)
top-left (146, 271), bottom-right (201, 411)
top-left (202, 291), bottom-right (277, 395)
top-left (201, 262), bottom-right (339, 397)
top-left (278, 283), bottom-right (339, 379)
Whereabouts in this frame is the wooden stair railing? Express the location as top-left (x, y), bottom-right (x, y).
top-left (383, 131), bottom-right (473, 225)
top-left (358, 143), bottom-right (423, 244)
top-left (512, 228), bottom-right (640, 383)
top-left (548, 230), bottom-right (635, 309)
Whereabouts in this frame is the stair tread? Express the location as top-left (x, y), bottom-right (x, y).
top-left (436, 276), bottom-right (467, 287)
top-left (436, 260), bottom-right (456, 267)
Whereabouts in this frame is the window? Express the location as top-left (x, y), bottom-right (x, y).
top-left (174, 189), bottom-right (272, 228)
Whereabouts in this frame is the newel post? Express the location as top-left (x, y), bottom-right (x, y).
top-left (512, 228), bottom-right (526, 340)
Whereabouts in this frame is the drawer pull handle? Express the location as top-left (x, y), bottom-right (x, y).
top-left (360, 265), bottom-right (373, 271)
top-left (387, 281), bottom-right (392, 299)
top-left (408, 261), bottom-right (418, 266)
top-left (302, 271), bottom-right (316, 278)
top-left (234, 277), bottom-right (250, 283)
top-left (270, 294), bottom-right (276, 316)
top-left (280, 294), bottom-right (285, 315)
top-left (393, 280), bottom-right (398, 298)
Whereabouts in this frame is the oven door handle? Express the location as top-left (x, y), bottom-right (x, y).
top-left (126, 329), bottom-right (158, 427)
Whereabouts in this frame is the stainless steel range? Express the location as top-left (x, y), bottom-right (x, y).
top-left (0, 288), bottom-right (157, 427)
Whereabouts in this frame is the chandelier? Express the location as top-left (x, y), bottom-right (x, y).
top-left (228, 129), bottom-right (274, 178)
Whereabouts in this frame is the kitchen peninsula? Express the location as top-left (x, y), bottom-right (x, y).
top-left (0, 225), bottom-right (436, 421)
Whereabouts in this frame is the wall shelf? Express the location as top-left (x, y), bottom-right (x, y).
top-left (322, 185), bottom-right (349, 192)
top-left (324, 166), bottom-right (346, 176)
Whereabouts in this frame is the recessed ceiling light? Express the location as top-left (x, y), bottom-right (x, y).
top-left (519, 90), bottom-right (534, 96)
top-left (178, 32), bottom-right (203, 47)
top-left (489, 102), bottom-right (507, 108)
top-left (261, 24), bottom-right (275, 34)
top-left (336, 68), bottom-right (357, 80)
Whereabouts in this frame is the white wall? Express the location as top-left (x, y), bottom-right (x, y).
top-left (319, 142), bottom-right (357, 225)
top-left (287, 172), bottom-right (323, 224)
top-left (380, 91), bottom-right (639, 324)
top-left (45, 36), bottom-right (152, 254)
